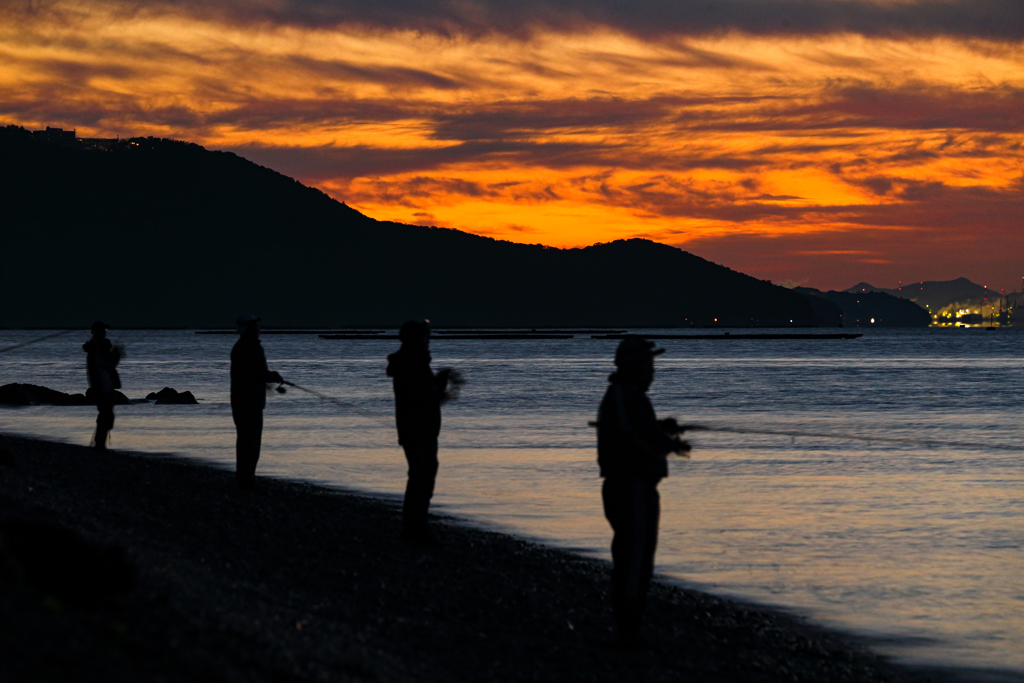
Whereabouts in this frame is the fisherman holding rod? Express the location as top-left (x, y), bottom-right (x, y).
top-left (230, 314), bottom-right (284, 490)
top-left (386, 320), bottom-right (460, 545)
top-left (84, 320), bottom-right (122, 450)
top-left (597, 335), bottom-right (690, 647)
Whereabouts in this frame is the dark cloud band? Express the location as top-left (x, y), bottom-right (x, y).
top-left (11, 0), bottom-right (1024, 40)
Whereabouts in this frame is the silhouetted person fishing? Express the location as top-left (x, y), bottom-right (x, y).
top-left (597, 335), bottom-right (690, 647)
top-left (230, 314), bottom-right (283, 490)
top-left (83, 320), bottom-right (122, 450)
top-left (386, 320), bottom-right (463, 544)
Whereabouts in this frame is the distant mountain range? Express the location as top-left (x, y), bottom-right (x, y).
top-left (845, 278), bottom-right (1010, 312)
top-left (1, 125), bottom-right (840, 329)
top-left (794, 288), bottom-right (931, 327)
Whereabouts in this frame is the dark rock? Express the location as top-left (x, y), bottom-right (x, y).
top-left (146, 387), bottom-right (199, 405)
top-left (0, 383), bottom-right (90, 406)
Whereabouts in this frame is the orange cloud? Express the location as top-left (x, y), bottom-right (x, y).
top-left (1, 2), bottom-right (1022, 290)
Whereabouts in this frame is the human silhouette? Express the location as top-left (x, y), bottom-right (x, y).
top-left (230, 314), bottom-right (283, 490)
top-left (596, 335), bottom-right (690, 646)
top-left (386, 320), bottom-right (451, 544)
top-left (83, 320), bottom-right (121, 450)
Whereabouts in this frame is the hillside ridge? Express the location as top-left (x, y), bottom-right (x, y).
top-left (1, 126), bottom-right (838, 328)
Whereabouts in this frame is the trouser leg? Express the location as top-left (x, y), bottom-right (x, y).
top-left (233, 409), bottom-right (263, 489)
top-left (95, 395), bottom-right (115, 450)
top-left (402, 437), bottom-right (439, 534)
top-left (603, 477), bottom-right (660, 638)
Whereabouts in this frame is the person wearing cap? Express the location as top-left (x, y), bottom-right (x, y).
top-left (230, 314), bottom-right (283, 490)
top-left (386, 320), bottom-right (451, 544)
top-left (83, 320), bottom-right (122, 450)
top-left (596, 335), bottom-right (690, 646)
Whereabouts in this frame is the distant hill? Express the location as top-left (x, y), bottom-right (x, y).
top-left (844, 278), bottom-right (999, 312)
top-left (795, 288), bottom-right (931, 328)
top-left (1, 125), bottom-right (840, 329)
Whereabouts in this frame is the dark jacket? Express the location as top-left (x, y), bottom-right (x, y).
top-left (597, 376), bottom-right (677, 482)
top-left (83, 338), bottom-right (121, 393)
top-left (230, 335), bottom-right (276, 410)
top-left (386, 348), bottom-right (447, 445)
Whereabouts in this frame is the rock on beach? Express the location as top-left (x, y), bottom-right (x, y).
top-left (145, 387), bottom-right (199, 404)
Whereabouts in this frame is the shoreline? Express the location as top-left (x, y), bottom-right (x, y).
top-left (0, 432), bottom-right (946, 682)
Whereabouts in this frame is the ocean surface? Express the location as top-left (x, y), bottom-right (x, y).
top-left (1, 328), bottom-right (1021, 679)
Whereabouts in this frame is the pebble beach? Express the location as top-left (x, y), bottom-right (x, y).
top-left (0, 432), bottom-right (936, 682)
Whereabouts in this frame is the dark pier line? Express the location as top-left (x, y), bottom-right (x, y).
top-left (592, 333), bottom-right (863, 340)
top-left (320, 334), bottom-right (576, 340)
top-left (198, 329), bottom-right (627, 336)
top-left (196, 330), bottom-right (386, 335)
top-left (433, 329), bottom-right (627, 334)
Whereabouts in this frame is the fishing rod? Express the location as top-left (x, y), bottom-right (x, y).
top-left (0, 329), bottom-right (77, 355)
top-left (121, 329), bottom-right (160, 351)
top-left (277, 380), bottom-right (392, 426)
top-left (1, 328), bottom-right (157, 357)
top-left (278, 368), bottom-right (465, 425)
top-left (587, 422), bottom-right (1024, 452)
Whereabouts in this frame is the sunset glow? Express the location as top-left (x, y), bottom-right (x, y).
top-left (2, 0), bottom-right (1021, 290)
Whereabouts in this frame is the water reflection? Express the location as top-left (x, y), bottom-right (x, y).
top-left (0, 328), bottom-right (1021, 673)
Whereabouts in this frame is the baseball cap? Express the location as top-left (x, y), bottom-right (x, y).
top-left (236, 313), bottom-right (261, 327)
top-left (614, 335), bottom-right (665, 367)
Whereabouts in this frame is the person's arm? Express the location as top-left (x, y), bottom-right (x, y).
top-left (433, 368), bottom-right (450, 397)
top-left (617, 386), bottom-right (686, 456)
top-left (255, 345), bottom-right (282, 384)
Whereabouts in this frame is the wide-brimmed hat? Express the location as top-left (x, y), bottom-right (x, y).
top-left (614, 335), bottom-right (665, 367)
top-left (236, 313), bottom-right (261, 327)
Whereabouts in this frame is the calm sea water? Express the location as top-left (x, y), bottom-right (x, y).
top-left (1, 328), bottom-right (1021, 678)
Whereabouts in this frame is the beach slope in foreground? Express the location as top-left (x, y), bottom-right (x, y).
top-left (0, 433), bottom-right (922, 682)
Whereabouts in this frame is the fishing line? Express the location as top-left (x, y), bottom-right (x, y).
top-left (587, 422), bottom-right (1024, 452)
top-left (120, 329), bottom-right (159, 351)
top-left (0, 329), bottom-right (76, 355)
top-left (0, 328), bottom-right (155, 357)
top-left (279, 380), bottom-right (392, 427)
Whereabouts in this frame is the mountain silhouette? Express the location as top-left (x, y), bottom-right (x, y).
top-left (795, 288), bottom-right (931, 327)
top-left (845, 278), bottom-right (1002, 312)
top-left (1, 126), bottom-right (839, 329)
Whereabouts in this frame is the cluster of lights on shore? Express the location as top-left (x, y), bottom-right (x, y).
top-left (857, 278), bottom-right (1022, 327)
top-left (927, 279), bottom-right (1023, 327)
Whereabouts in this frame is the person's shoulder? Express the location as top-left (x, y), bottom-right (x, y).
top-left (387, 350), bottom-right (413, 377)
top-left (231, 335), bottom-right (257, 356)
top-left (620, 383), bottom-right (650, 406)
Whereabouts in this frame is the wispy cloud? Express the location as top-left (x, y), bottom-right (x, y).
top-left (1, 1), bottom-right (1022, 289)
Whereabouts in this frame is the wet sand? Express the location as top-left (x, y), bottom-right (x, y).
top-left (0, 432), bottom-right (931, 682)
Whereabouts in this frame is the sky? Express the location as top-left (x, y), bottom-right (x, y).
top-left (2, 0), bottom-right (1022, 292)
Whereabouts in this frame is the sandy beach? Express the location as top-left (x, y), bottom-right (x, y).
top-left (0, 432), bottom-right (931, 682)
